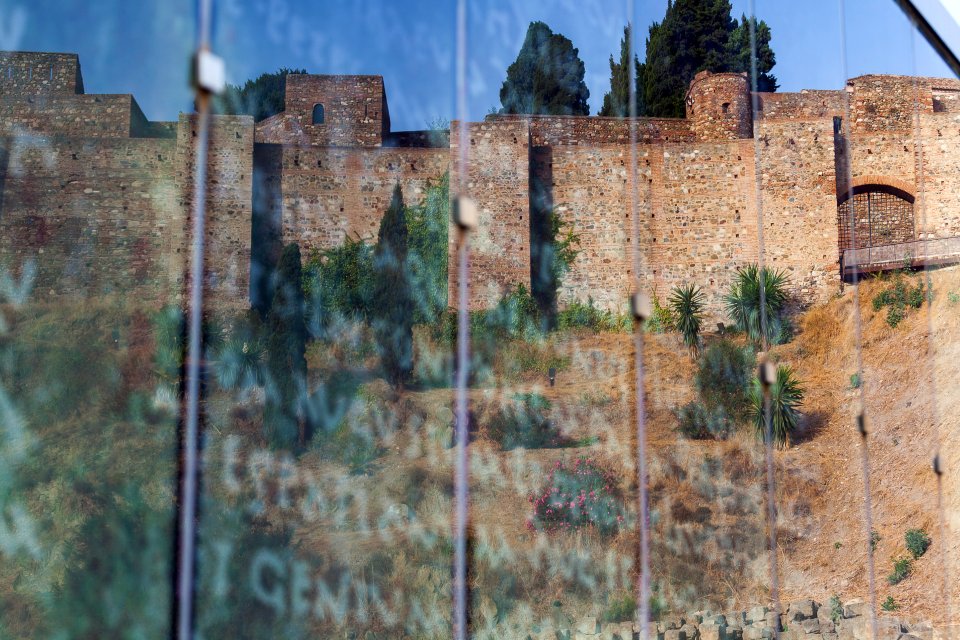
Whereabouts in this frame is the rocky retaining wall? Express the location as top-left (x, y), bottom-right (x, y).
top-left (519, 598), bottom-right (935, 640)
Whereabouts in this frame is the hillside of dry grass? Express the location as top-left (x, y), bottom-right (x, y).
top-left (200, 266), bottom-right (960, 636)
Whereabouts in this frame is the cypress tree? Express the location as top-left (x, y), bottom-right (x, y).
top-left (264, 243), bottom-right (308, 449)
top-left (640, 0), bottom-right (778, 117)
top-left (599, 25), bottom-right (645, 117)
top-left (499, 21), bottom-right (590, 116)
top-left (727, 14), bottom-right (778, 92)
top-left (372, 184), bottom-right (414, 389)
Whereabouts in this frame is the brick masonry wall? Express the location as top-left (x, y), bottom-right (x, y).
top-left (6, 47), bottom-right (960, 319)
top-left (646, 140), bottom-right (759, 317)
top-left (841, 133), bottom-right (917, 200)
top-left (0, 94), bottom-right (140, 138)
top-left (275, 146), bottom-right (447, 254)
top-left (755, 90), bottom-right (845, 120)
top-left (543, 145), bottom-right (633, 312)
top-left (449, 119), bottom-right (531, 310)
top-left (916, 112), bottom-right (960, 238)
top-left (489, 114), bottom-right (695, 146)
top-left (756, 119), bottom-right (840, 302)
top-left (176, 114), bottom-right (254, 309)
top-left (0, 51), bottom-right (83, 96)
top-left (0, 135), bottom-right (181, 301)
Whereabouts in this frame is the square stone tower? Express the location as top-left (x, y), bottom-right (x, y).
top-left (283, 74), bottom-right (390, 147)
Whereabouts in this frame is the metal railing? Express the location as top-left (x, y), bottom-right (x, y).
top-left (841, 235), bottom-right (960, 276)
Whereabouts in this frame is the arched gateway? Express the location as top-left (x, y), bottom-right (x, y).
top-left (837, 183), bottom-right (916, 254)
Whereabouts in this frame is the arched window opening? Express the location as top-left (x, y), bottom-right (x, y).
top-left (837, 184), bottom-right (915, 253)
top-left (721, 102), bottom-right (730, 114)
top-left (312, 103), bottom-right (325, 125)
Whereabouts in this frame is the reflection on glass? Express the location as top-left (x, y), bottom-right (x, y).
top-left (0, 1), bottom-right (957, 638)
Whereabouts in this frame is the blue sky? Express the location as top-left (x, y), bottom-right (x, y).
top-left (6, 0), bottom-right (955, 129)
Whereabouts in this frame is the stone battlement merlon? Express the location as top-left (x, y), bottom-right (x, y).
top-left (0, 51), bottom-right (83, 96)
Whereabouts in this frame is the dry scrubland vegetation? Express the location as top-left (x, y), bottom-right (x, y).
top-left (200, 264), bottom-right (960, 637)
top-left (1, 267), bottom-right (959, 637)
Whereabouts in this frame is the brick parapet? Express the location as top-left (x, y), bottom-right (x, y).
top-left (487, 113), bottom-right (694, 146)
top-left (0, 94), bottom-right (142, 138)
top-left (0, 51), bottom-right (83, 96)
top-left (754, 90), bottom-right (845, 120)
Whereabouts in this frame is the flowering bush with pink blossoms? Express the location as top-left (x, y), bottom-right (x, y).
top-left (527, 457), bottom-right (625, 535)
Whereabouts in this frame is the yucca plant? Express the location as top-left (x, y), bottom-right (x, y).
top-left (669, 283), bottom-right (706, 354)
top-left (725, 264), bottom-right (789, 346)
top-left (747, 364), bottom-right (805, 448)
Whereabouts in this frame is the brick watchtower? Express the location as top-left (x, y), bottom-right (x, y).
top-left (686, 71), bottom-right (752, 141)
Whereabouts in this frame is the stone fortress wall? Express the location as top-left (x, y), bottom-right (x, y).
top-left (1, 50), bottom-right (960, 317)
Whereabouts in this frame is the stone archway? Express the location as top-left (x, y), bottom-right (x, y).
top-left (837, 182), bottom-right (915, 253)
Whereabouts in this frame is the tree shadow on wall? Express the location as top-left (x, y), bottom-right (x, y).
top-left (529, 146), bottom-right (556, 328)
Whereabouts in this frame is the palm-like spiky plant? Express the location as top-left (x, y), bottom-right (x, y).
top-left (748, 364), bottom-right (805, 448)
top-left (669, 283), bottom-right (706, 354)
top-left (725, 264), bottom-right (789, 346)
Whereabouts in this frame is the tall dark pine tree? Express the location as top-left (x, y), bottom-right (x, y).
top-left (643, 0), bottom-right (737, 118)
top-left (727, 14), bottom-right (778, 92)
top-left (372, 184), bottom-right (413, 389)
top-left (640, 0), bottom-right (777, 118)
top-left (264, 243), bottom-right (309, 450)
top-left (600, 24), bottom-right (645, 117)
top-left (500, 21), bottom-right (590, 116)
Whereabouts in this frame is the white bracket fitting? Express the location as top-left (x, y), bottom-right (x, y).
top-left (630, 292), bottom-right (652, 322)
top-left (192, 49), bottom-right (226, 95)
top-left (453, 196), bottom-right (478, 232)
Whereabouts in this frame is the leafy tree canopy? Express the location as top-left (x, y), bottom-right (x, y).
top-left (500, 21), bottom-right (590, 116)
top-left (212, 67), bottom-right (307, 122)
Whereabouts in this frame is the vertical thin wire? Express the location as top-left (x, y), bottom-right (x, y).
top-left (836, 1), bottom-right (880, 636)
top-left (746, 1), bottom-right (782, 629)
top-left (176, 0), bottom-right (215, 638)
top-left (627, 1), bottom-right (651, 637)
top-left (908, 24), bottom-right (953, 639)
top-left (452, 0), bottom-right (470, 638)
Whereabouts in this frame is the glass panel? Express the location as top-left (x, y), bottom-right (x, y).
top-left (458, 4), bottom-right (637, 636)
top-left (0, 2), bottom-right (193, 637)
top-left (194, 3), bottom-right (457, 638)
top-left (840, 5), bottom-right (954, 635)
top-left (2, 2), bottom-right (958, 638)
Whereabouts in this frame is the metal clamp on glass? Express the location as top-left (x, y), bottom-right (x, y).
top-left (191, 49), bottom-right (226, 95)
top-left (630, 292), bottom-right (651, 322)
top-left (453, 196), bottom-right (478, 232)
top-left (758, 360), bottom-right (776, 388)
